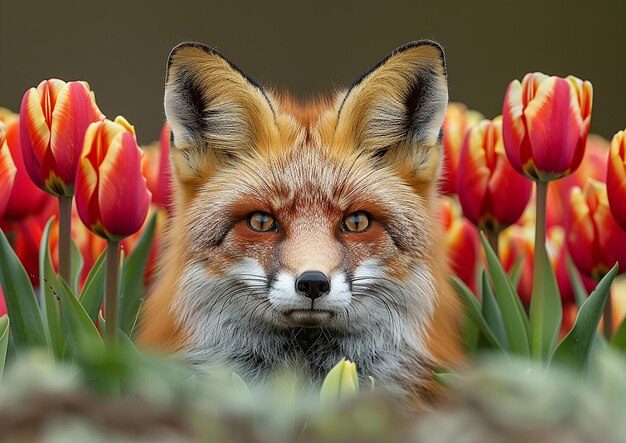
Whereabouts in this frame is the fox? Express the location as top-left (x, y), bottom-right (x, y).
top-left (139, 40), bottom-right (463, 410)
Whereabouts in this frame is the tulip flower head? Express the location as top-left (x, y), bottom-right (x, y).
top-left (0, 121), bottom-right (17, 218)
top-left (457, 116), bottom-right (532, 233)
top-left (20, 79), bottom-right (104, 197)
top-left (441, 103), bottom-right (484, 195)
top-left (439, 197), bottom-right (479, 292)
top-left (567, 180), bottom-right (626, 281)
top-left (607, 129), bottom-right (626, 232)
top-left (502, 73), bottom-right (592, 182)
top-left (75, 116), bottom-right (151, 241)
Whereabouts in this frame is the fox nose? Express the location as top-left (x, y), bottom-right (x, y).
top-left (295, 271), bottom-right (331, 300)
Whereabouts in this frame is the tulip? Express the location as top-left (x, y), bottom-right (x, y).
top-left (502, 72), bottom-right (592, 182)
top-left (567, 180), bottom-right (626, 336)
top-left (440, 103), bottom-right (483, 195)
top-left (20, 79), bottom-right (105, 285)
top-left (0, 121), bottom-right (16, 218)
top-left (607, 129), bottom-right (626, 231)
top-left (457, 116), bottom-right (532, 245)
top-left (20, 79), bottom-right (104, 197)
top-left (0, 112), bottom-right (50, 222)
top-left (438, 197), bottom-right (479, 292)
top-left (75, 116), bottom-right (151, 343)
top-left (319, 358), bottom-right (359, 405)
top-left (140, 122), bottom-right (174, 214)
top-left (503, 72), bottom-right (592, 359)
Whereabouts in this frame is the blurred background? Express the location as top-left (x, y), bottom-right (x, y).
top-left (1, 0), bottom-right (624, 144)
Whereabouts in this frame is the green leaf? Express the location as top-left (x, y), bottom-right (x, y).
top-left (553, 264), bottom-right (618, 372)
top-left (450, 276), bottom-right (505, 352)
top-left (57, 277), bottom-right (104, 357)
top-left (39, 218), bottom-right (65, 358)
top-left (0, 316), bottom-right (9, 378)
top-left (433, 369), bottom-right (464, 387)
top-left (529, 245), bottom-right (562, 363)
top-left (481, 271), bottom-right (509, 351)
top-left (566, 255), bottom-right (589, 307)
top-left (0, 228), bottom-right (47, 349)
top-left (120, 213), bottom-right (156, 336)
top-left (507, 256), bottom-right (524, 289)
top-left (79, 250), bottom-right (106, 323)
top-left (70, 239), bottom-right (84, 294)
top-left (480, 232), bottom-right (530, 356)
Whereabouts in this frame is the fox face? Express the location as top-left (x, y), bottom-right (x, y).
top-left (140, 41), bottom-right (461, 408)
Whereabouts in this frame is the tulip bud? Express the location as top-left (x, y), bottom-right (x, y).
top-left (502, 72), bottom-right (592, 182)
top-left (457, 116), bottom-right (532, 232)
top-left (319, 358), bottom-right (359, 405)
top-left (607, 129), bottom-right (626, 231)
top-left (75, 116), bottom-right (151, 241)
top-left (0, 121), bottom-right (17, 218)
top-left (567, 180), bottom-right (626, 280)
top-left (20, 79), bottom-right (104, 197)
top-left (440, 103), bottom-right (483, 195)
top-left (438, 197), bottom-right (479, 292)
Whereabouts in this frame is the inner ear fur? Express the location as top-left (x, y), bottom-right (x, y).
top-left (164, 42), bottom-right (279, 183)
top-left (334, 41), bottom-right (449, 183)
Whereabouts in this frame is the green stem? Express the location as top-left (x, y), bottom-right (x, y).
top-left (530, 181), bottom-right (548, 360)
top-left (58, 196), bottom-right (72, 285)
top-left (105, 240), bottom-right (120, 344)
top-left (486, 229), bottom-right (500, 259)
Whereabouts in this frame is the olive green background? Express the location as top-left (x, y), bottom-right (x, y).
top-left (1, 0), bottom-right (624, 144)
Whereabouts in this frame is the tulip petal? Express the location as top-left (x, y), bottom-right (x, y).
top-left (457, 126), bottom-right (490, 226)
top-left (97, 132), bottom-right (151, 239)
top-left (75, 156), bottom-right (99, 231)
top-left (19, 88), bottom-right (50, 188)
top-left (524, 77), bottom-right (584, 180)
top-left (0, 139), bottom-right (16, 217)
top-left (50, 82), bottom-right (104, 188)
top-left (502, 80), bottom-right (526, 175)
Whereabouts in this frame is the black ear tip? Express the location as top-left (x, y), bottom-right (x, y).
top-left (167, 41), bottom-right (221, 70)
top-left (395, 40), bottom-right (447, 75)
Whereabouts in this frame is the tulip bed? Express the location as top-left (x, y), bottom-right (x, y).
top-left (1, 72), bottom-right (626, 441)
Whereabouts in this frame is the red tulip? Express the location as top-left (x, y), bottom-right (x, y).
top-left (440, 103), bottom-right (483, 195)
top-left (502, 72), bottom-right (592, 181)
top-left (438, 197), bottom-right (479, 292)
top-left (548, 134), bottom-right (609, 228)
top-left (607, 129), bottom-right (626, 231)
top-left (140, 122), bottom-right (173, 214)
top-left (567, 180), bottom-right (626, 280)
top-left (20, 79), bottom-right (104, 197)
top-left (75, 116), bottom-right (151, 241)
top-left (457, 116), bottom-right (532, 232)
top-left (0, 121), bottom-right (16, 218)
top-left (0, 113), bottom-right (51, 221)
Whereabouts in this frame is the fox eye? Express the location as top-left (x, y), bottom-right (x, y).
top-left (247, 211), bottom-right (277, 232)
top-left (342, 211), bottom-right (371, 233)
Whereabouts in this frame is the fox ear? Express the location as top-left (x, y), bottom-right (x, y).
top-left (335, 41), bottom-right (448, 184)
top-left (165, 42), bottom-right (278, 183)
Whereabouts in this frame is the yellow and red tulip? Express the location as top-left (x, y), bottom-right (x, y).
top-left (567, 180), bottom-right (626, 281)
top-left (607, 129), bottom-right (626, 232)
top-left (0, 112), bottom-right (51, 222)
top-left (440, 103), bottom-right (483, 195)
top-left (438, 197), bottom-right (479, 292)
top-left (75, 116), bottom-right (151, 241)
top-left (19, 79), bottom-right (104, 197)
top-left (0, 121), bottom-right (17, 218)
top-left (457, 116), bottom-right (532, 232)
top-left (502, 72), bottom-right (592, 182)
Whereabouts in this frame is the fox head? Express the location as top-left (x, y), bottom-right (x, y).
top-left (142, 41), bottom-right (459, 387)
